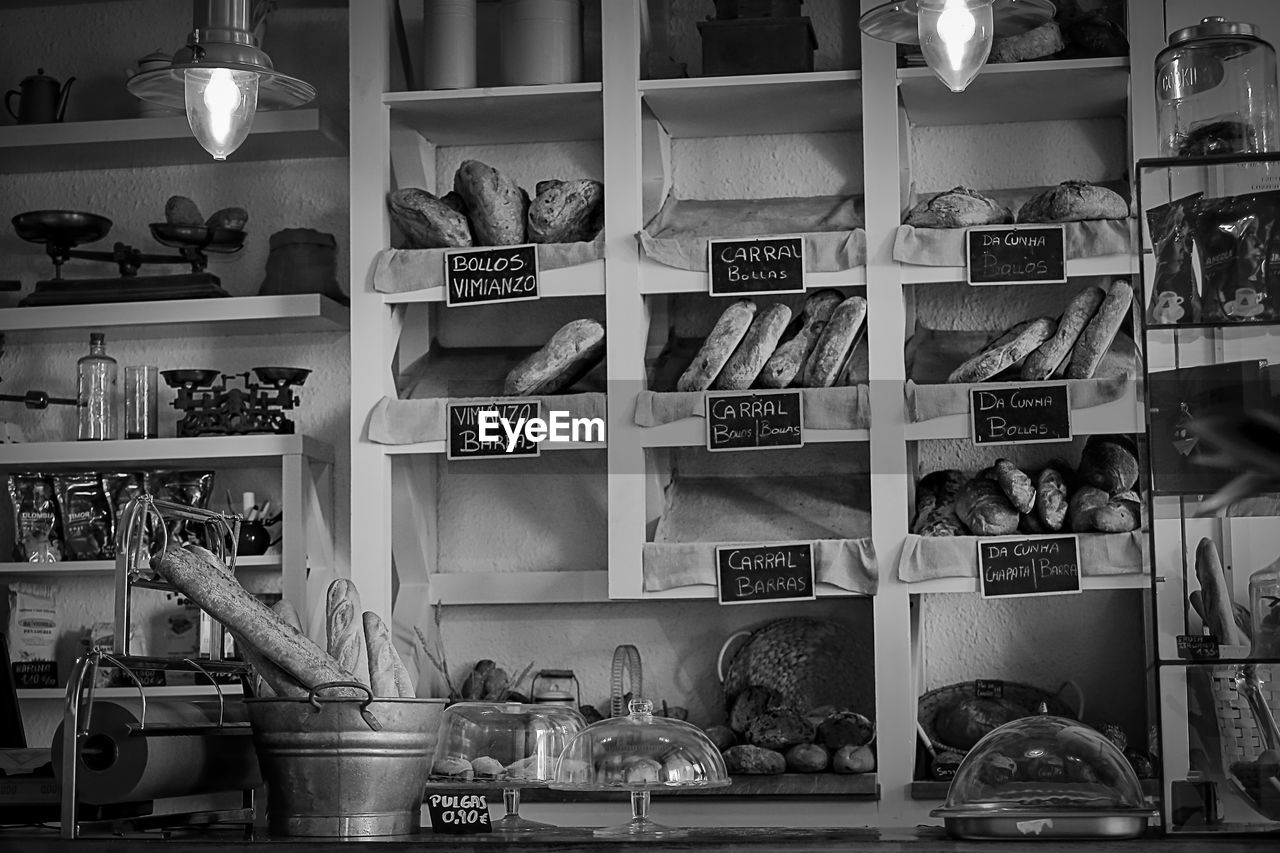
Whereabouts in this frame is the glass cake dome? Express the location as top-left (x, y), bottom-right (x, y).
top-left (551, 698), bottom-right (730, 838)
top-left (428, 701), bottom-right (586, 834)
top-left (932, 714), bottom-right (1158, 840)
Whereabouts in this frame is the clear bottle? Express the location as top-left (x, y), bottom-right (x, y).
top-left (77, 332), bottom-right (117, 440)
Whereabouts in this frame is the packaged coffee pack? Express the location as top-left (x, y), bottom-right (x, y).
top-left (7, 582), bottom-right (58, 688)
top-left (152, 470), bottom-right (215, 548)
top-left (7, 473), bottom-right (63, 562)
top-left (53, 472), bottom-right (115, 561)
top-left (1193, 192), bottom-right (1278, 322)
top-left (1144, 193), bottom-right (1201, 324)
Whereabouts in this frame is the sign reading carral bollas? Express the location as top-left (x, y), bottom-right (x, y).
top-left (708, 236), bottom-right (807, 296)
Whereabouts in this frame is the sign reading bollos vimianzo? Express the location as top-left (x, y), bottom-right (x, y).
top-left (447, 401), bottom-right (542, 459)
top-left (444, 244), bottom-right (539, 307)
top-left (970, 382), bottom-right (1072, 445)
top-left (966, 224), bottom-right (1067, 285)
top-left (978, 534), bottom-right (1081, 598)
top-left (716, 542), bottom-right (816, 605)
top-left (705, 390), bottom-right (804, 451)
top-left (707, 236), bottom-right (806, 296)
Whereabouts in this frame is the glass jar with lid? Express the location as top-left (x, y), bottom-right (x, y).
top-left (1156, 17), bottom-right (1280, 157)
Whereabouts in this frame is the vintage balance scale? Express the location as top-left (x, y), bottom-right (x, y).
top-left (11, 209), bottom-right (243, 306)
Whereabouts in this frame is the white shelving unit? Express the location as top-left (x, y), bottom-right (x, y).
top-left (0, 553), bottom-right (280, 576)
top-left (17, 684), bottom-right (245, 701)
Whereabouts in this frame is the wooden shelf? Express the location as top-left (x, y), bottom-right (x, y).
top-left (382, 261), bottom-right (605, 304)
top-left (385, 84), bottom-right (603, 145)
top-left (634, 581), bottom-right (870, 601)
top-left (17, 684), bottom-right (244, 701)
top-left (0, 554), bottom-right (280, 576)
top-left (381, 439), bottom-right (605, 455)
top-left (899, 58), bottom-right (1130, 127)
top-left (640, 259), bottom-right (866, 295)
top-left (0, 108), bottom-right (346, 174)
top-left (899, 252), bottom-right (1138, 284)
top-left (429, 570), bottom-right (611, 605)
top-left (903, 382), bottom-right (1143, 441)
top-left (640, 71), bottom-right (863, 138)
top-left (0, 434), bottom-right (332, 469)
top-left (639, 420), bottom-right (868, 448)
top-left (909, 572), bottom-right (1151, 594)
top-left (0, 294), bottom-right (348, 343)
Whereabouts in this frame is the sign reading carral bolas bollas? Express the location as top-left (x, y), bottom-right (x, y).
top-left (477, 409), bottom-right (605, 452)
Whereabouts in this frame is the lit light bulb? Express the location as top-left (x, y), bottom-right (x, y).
top-left (918, 0), bottom-right (994, 93)
top-left (184, 67), bottom-right (259, 160)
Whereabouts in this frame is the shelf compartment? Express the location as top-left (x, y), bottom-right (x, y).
top-left (898, 532), bottom-right (1148, 589)
top-left (899, 58), bottom-right (1130, 127)
top-left (0, 554), bottom-right (280, 576)
top-left (384, 83), bottom-right (603, 145)
top-left (0, 294), bottom-right (349, 343)
top-left (639, 71), bottom-right (863, 139)
top-left (379, 258), bottom-right (605, 303)
top-left (0, 434), bottom-right (332, 469)
top-left (0, 108), bottom-right (345, 174)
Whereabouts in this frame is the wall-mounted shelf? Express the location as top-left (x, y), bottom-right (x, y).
top-left (384, 84), bottom-right (603, 145)
top-left (0, 108), bottom-right (346, 174)
top-left (908, 572), bottom-right (1151, 595)
top-left (899, 252), bottom-right (1138, 284)
top-left (640, 261), bottom-right (866, 295)
top-left (0, 294), bottom-right (349, 343)
top-left (903, 385), bottom-right (1143, 441)
top-left (0, 554), bottom-right (280, 576)
top-left (17, 684), bottom-right (245, 701)
top-left (382, 261), bottom-right (605, 304)
top-left (638, 420), bottom-right (868, 448)
top-left (0, 434), bottom-right (332, 470)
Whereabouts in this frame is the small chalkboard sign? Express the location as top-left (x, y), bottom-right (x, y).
top-left (970, 383), bottom-right (1072, 445)
top-left (446, 401), bottom-right (542, 460)
top-left (717, 542), bottom-right (816, 605)
top-left (966, 225), bottom-right (1067, 286)
top-left (978, 535), bottom-right (1082, 599)
top-left (705, 390), bottom-right (804, 452)
top-left (974, 679), bottom-right (1005, 700)
top-left (444, 244), bottom-right (539, 307)
top-left (425, 792), bottom-right (492, 835)
top-left (708, 236), bottom-right (806, 296)
top-left (1177, 635), bottom-right (1221, 661)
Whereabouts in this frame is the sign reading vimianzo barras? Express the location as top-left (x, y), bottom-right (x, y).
top-left (978, 534), bottom-right (1081, 598)
top-left (444, 243), bottom-right (539, 307)
top-left (716, 542), bottom-right (816, 605)
top-left (966, 224), bottom-right (1067, 285)
top-left (447, 401), bottom-right (542, 459)
top-left (707, 236), bottom-right (806, 296)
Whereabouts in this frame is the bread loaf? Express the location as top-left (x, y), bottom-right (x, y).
top-left (504, 318), bottom-right (605, 396)
top-left (1068, 485), bottom-right (1109, 532)
top-left (678, 300), bottom-right (757, 392)
top-left (363, 611), bottom-right (416, 698)
top-left (387, 188), bottom-right (474, 249)
top-left (165, 195), bottom-right (204, 226)
top-left (454, 160), bottom-right (529, 245)
top-left (1196, 538), bottom-right (1243, 645)
top-left (1034, 465), bottom-right (1070, 531)
top-left (1091, 496), bottom-right (1141, 533)
top-left (803, 296), bottom-right (867, 388)
top-left (948, 317), bottom-right (1057, 384)
top-left (1076, 434), bottom-right (1139, 493)
top-left (527, 178), bottom-right (604, 243)
top-left (759, 290), bottom-right (843, 388)
top-left (1017, 181), bottom-right (1129, 223)
top-left (326, 579), bottom-right (369, 685)
top-left (955, 475), bottom-right (1020, 536)
top-left (990, 20), bottom-right (1064, 63)
top-left (913, 469), bottom-right (966, 536)
top-left (904, 186), bottom-right (1012, 228)
top-left (724, 745), bottom-right (786, 775)
top-left (712, 303), bottom-right (792, 391)
top-left (1065, 280), bottom-right (1133, 379)
top-left (205, 206), bottom-right (248, 231)
top-left (1020, 286), bottom-right (1106, 380)
top-left (991, 459), bottom-right (1035, 513)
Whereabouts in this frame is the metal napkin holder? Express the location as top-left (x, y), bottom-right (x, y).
top-left (60, 496), bottom-right (257, 839)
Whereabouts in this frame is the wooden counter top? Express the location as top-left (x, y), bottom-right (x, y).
top-left (2, 826), bottom-right (1273, 852)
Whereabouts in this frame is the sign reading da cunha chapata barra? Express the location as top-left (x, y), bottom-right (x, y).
top-left (966, 224), bottom-right (1067, 285)
top-left (978, 534), bottom-right (1081, 598)
top-left (717, 542), bottom-right (816, 605)
top-left (708, 236), bottom-right (806, 296)
top-left (444, 243), bottom-right (540, 307)
top-left (970, 382), bottom-right (1072, 445)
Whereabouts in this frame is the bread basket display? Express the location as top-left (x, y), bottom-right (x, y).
top-left (918, 680), bottom-right (1081, 755)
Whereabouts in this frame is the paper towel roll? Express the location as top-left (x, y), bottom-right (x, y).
top-left (52, 699), bottom-right (261, 805)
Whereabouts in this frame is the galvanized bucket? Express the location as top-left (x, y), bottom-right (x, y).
top-left (245, 682), bottom-right (446, 837)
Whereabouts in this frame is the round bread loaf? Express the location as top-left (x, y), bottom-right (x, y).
top-left (527, 178), bottom-right (604, 244)
top-left (955, 475), bottom-right (1020, 536)
top-left (503, 318), bottom-right (605, 396)
top-left (678, 300), bottom-right (757, 392)
top-left (990, 20), bottom-right (1064, 63)
top-left (802, 295), bottom-right (867, 387)
top-left (1017, 180), bottom-right (1129, 223)
top-left (904, 186), bottom-right (1012, 228)
top-left (712, 302), bottom-right (792, 391)
top-left (947, 317), bottom-right (1057, 384)
top-left (454, 159), bottom-right (529, 245)
top-left (1064, 279), bottom-right (1133, 379)
top-left (387, 188), bottom-right (474, 249)
top-left (1020, 285), bottom-right (1106, 380)
top-left (759, 289), bottom-right (843, 389)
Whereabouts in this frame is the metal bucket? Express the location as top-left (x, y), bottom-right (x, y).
top-left (245, 682), bottom-right (446, 837)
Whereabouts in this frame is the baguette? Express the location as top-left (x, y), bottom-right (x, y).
top-left (327, 579), bottom-right (369, 686)
top-left (947, 317), bottom-right (1056, 384)
top-left (1195, 538), bottom-right (1243, 646)
top-left (231, 629), bottom-right (308, 698)
top-left (273, 599), bottom-right (304, 632)
top-left (1020, 286), bottom-right (1106, 380)
top-left (363, 611), bottom-right (416, 698)
top-left (154, 546), bottom-right (357, 694)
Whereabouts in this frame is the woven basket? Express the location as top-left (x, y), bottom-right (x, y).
top-left (918, 680), bottom-right (1080, 754)
top-left (719, 617), bottom-right (874, 716)
top-left (1208, 663), bottom-right (1280, 820)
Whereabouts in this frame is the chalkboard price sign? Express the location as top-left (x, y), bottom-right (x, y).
top-left (444, 244), bottom-right (540, 307)
top-left (705, 390), bottom-right (804, 452)
top-left (1176, 634), bottom-right (1221, 661)
top-left (447, 401), bottom-right (542, 460)
top-left (966, 225), bottom-right (1067, 286)
top-left (425, 792), bottom-right (492, 835)
top-left (717, 542), bottom-right (816, 605)
top-left (978, 535), bottom-right (1081, 599)
top-left (970, 383), bottom-right (1072, 445)
top-left (708, 236), bottom-right (806, 296)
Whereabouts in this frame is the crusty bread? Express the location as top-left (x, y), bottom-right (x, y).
top-left (759, 290), bottom-right (843, 388)
top-left (387, 188), bottom-right (474, 249)
top-left (678, 300), bottom-right (757, 392)
top-left (947, 317), bottom-right (1057, 384)
top-left (990, 20), bottom-right (1064, 63)
top-left (912, 469), bottom-right (966, 536)
top-left (454, 160), bottom-right (528, 245)
top-left (1068, 485), bottom-right (1109, 532)
top-left (1076, 433), bottom-right (1139, 493)
top-left (326, 579), bottom-right (369, 686)
top-left (1064, 280), bottom-right (1133, 379)
top-left (803, 296), bottom-right (867, 387)
top-left (712, 303), bottom-right (792, 391)
top-left (1017, 181), bottom-right (1129, 223)
top-left (990, 459), bottom-right (1035, 514)
top-left (1034, 465), bottom-right (1069, 531)
top-left (504, 318), bottom-right (606, 395)
top-left (904, 186), bottom-right (1012, 228)
top-left (1020, 286), bottom-right (1106, 380)
top-left (955, 475), bottom-right (1020, 536)
top-left (527, 178), bottom-right (604, 244)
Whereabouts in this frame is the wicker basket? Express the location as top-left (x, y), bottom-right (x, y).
top-left (1208, 663), bottom-right (1280, 820)
top-left (718, 617), bottom-right (874, 716)
top-left (918, 680), bottom-right (1080, 754)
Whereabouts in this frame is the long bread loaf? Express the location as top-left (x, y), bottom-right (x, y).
top-left (947, 317), bottom-right (1056, 384)
top-left (679, 300), bottom-right (757, 391)
top-left (803, 296), bottom-right (867, 388)
top-left (1065, 280), bottom-right (1133, 379)
top-left (1021, 286), bottom-right (1105, 380)
top-left (327, 579), bottom-right (369, 685)
top-left (1196, 538), bottom-right (1242, 645)
top-left (363, 611), bottom-right (417, 698)
top-left (711, 303), bottom-right (791, 391)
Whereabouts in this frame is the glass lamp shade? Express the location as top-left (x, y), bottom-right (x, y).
top-left (184, 67), bottom-right (258, 160)
top-left (918, 0), bottom-right (995, 92)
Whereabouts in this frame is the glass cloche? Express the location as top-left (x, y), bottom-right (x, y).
top-left (931, 714), bottom-right (1158, 839)
top-left (551, 698), bottom-right (730, 838)
top-left (427, 701), bottom-right (586, 834)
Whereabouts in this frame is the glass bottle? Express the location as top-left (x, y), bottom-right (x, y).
top-left (77, 332), bottom-right (117, 440)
